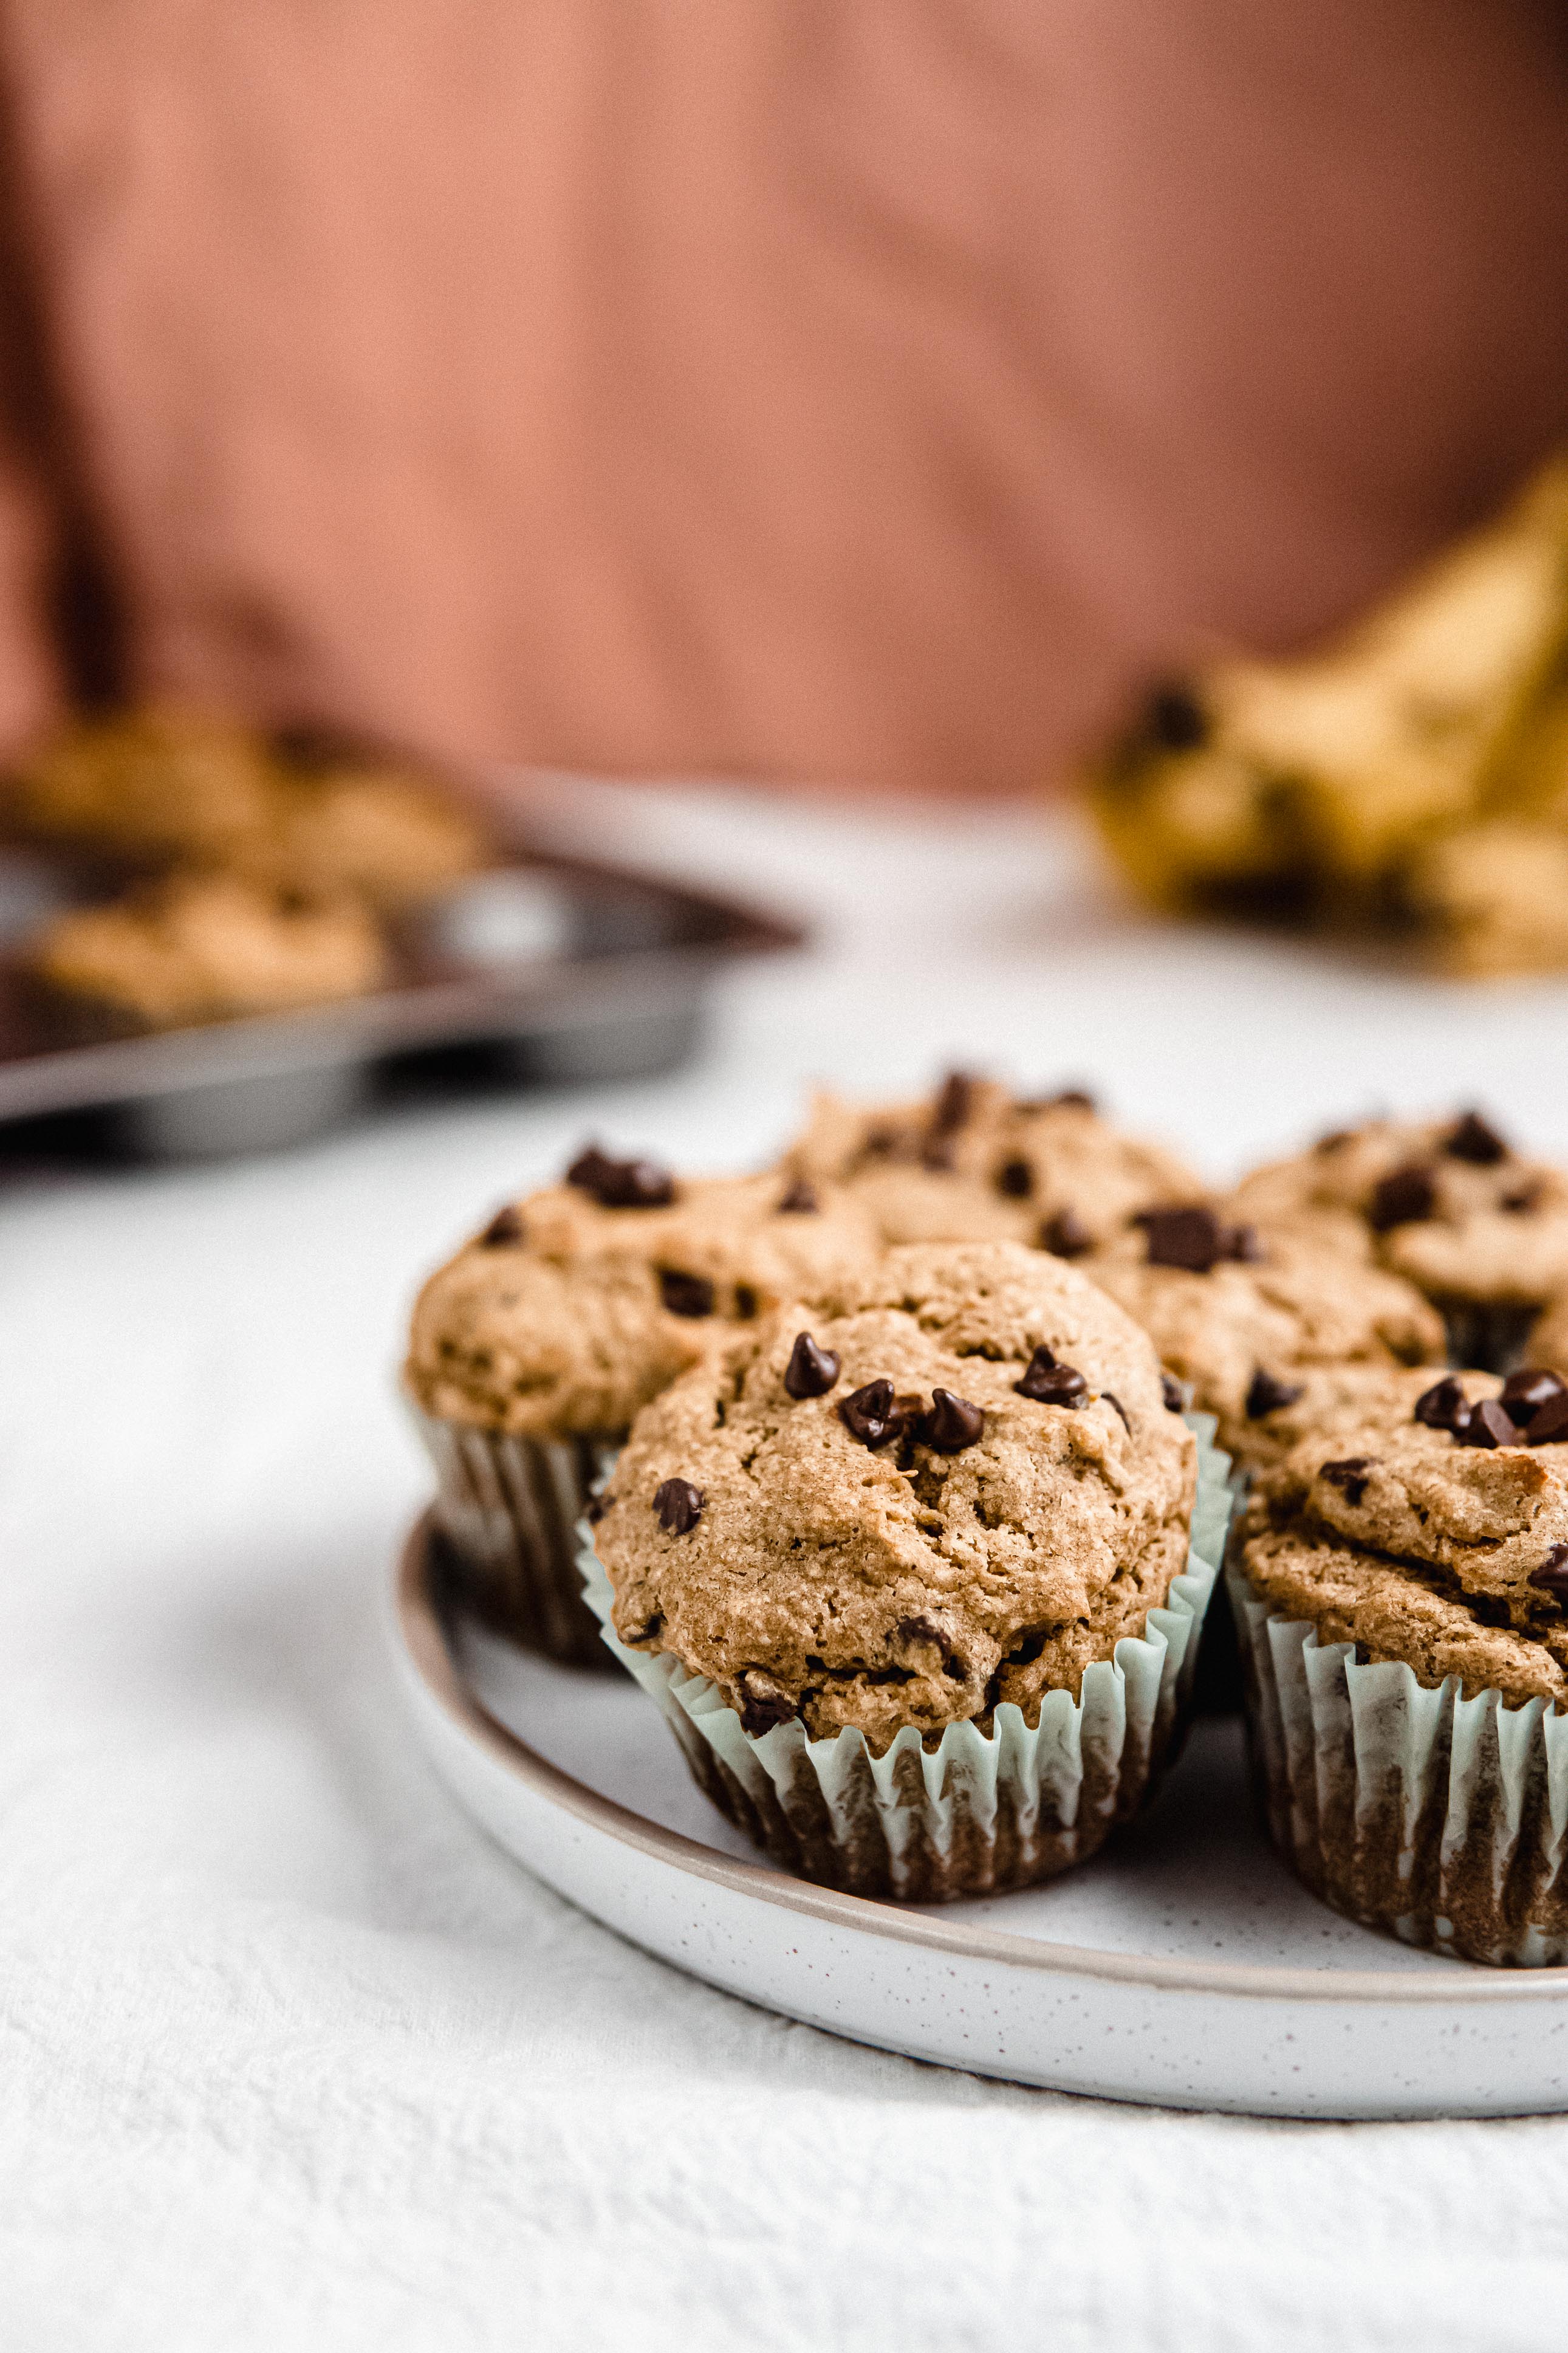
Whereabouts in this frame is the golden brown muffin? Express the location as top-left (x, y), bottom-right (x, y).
top-left (594, 1240), bottom-right (1196, 1748)
top-left (782, 1072), bottom-right (1201, 1255)
top-left (26, 872), bottom-right (387, 1028)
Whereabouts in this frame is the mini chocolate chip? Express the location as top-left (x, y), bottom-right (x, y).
top-left (996, 1156), bottom-right (1033, 1199)
top-left (1015, 1346), bottom-right (1089, 1406)
top-left (1414, 1376), bottom-right (1470, 1432)
top-left (932, 1070), bottom-right (979, 1132)
top-left (480, 1205), bottom-right (524, 1247)
top-left (659, 1269), bottom-right (714, 1317)
top-left (1315, 1128), bottom-right (1355, 1155)
top-left (1368, 1163), bottom-right (1436, 1231)
top-left (734, 1284), bottom-right (758, 1319)
top-left (1445, 1110), bottom-right (1509, 1166)
top-left (1527, 1392), bottom-right (1568, 1446)
top-left (1161, 1372), bottom-right (1191, 1414)
top-left (1146, 680), bottom-right (1208, 751)
top-left (566, 1144), bottom-right (617, 1192)
top-left (652, 1477), bottom-right (705, 1534)
top-left (1501, 1367), bottom-right (1567, 1418)
top-left (1502, 1183), bottom-right (1544, 1215)
top-left (923, 1389), bottom-right (985, 1452)
top-left (596, 1156), bottom-right (677, 1209)
top-left (1245, 1368), bottom-right (1304, 1420)
top-left (1138, 1204), bottom-right (1225, 1273)
top-left (736, 1669), bottom-right (796, 1736)
top-left (839, 1378), bottom-right (901, 1448)
top-left (861, 1124), bottom-right (900, 1158)
top-left (1040, 1207), bottom-right (1092, 1259)
top-left (1456, 1400), bottom-right (1519, 1450)
top-left (1320, 1457), bottom-right (1372, 1506)
top-left (1102, 1390), bottom-right (1132, 1435)
top-left (775, 1178), bottom-right (819, 1214)
top-left (1528, 1545), bottom-right (1568, 1605)
top-left (784, 1331), bottom-right (841, 1399)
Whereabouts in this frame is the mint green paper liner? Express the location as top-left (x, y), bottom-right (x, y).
top-left (579, 1414), bottom-right (1236, 1901)
top-left (407, 1395), bottom-right (620, 1668)
top-left (1229, 1566), bottom-right (1568, 1965)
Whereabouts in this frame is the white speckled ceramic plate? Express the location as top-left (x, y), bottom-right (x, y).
top-left (391, 1517), bottom-right (1568, 2119)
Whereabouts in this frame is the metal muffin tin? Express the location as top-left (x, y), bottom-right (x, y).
top-left (0, 831), bottom-right (802, 1158)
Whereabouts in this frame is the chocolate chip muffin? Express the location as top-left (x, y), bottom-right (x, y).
top-left (405, 1153), bottom-right (882, 1662)
top-left (1231, 1109), bottom-right (1568, 1369)
top-left (26, 871), bottom-right (388, 1029)
top-left (1231, 1361), bottom-right (1568, 1963)
top-left (782, 1072), bottom-right (1202, 1257)
top-left (1084, 1203), bottom-right (1445, 1472)
top-left (584, 1241), bottom-right (1233, 1898)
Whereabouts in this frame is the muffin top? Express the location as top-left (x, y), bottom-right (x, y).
top-left (6, 707), bottom-right (277, 859)
top-left (1084, 1207), bottom-right (1444, 1469)
top-left (1240, 1361), bottom-right (1568, 1705)
top-left (229, 757), bottom-right (488, 908)
top-left (592, 1240), bottom-right (1198, 1750)
top-left (27, 872), bottom-right (387, 1027)
top-left (782, 1073), bottom-right (1202, 1254)
top-left (1231, 1110), bottom-right (1568, 1311)
top-left (405, 1158), bottom-right (883, 1440)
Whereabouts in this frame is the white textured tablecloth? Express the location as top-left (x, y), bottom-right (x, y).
top-left (7, 783), bottom-right (1568, 2351)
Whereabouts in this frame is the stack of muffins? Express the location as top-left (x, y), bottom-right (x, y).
top-left (405, 1077), bottom-right (1568, 1963)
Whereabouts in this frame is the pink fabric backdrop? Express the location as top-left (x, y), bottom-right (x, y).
top-left (1, 2), bottom-right (1566, 789)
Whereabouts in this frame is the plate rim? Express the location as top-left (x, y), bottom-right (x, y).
top-left (396, 1513), bottom-right (1568, 2008)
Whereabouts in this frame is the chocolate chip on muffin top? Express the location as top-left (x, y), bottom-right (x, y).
top-left (405, 1165), bottom-right (882, 1440)
top-left (591, 1241), bottom-right (1197, 1751)
top-left (779, 1074), bottom-right (1202, 1255)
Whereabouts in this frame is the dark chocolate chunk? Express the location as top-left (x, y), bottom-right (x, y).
top-left (1368, 1163), bottom-right (1436, 1232)
top-left (932, 1070), bottom-right (979, 1132)
top-left (1101, 1390), bottom-right (1132, 1435)
top-left (1146, 679), bottom-right (1208, 751)
top-left (1455, 1400), bottom-right (1519, 1450)
top-left (775, 1178), bottom-right (819, 1214)
top-left (652, 1477), bottom-right (705, 1534)
top-left (1502, 1183), bottom-right (1544, 1215)
top-left (1015, 1346), bottom-right (1089, 1406)
top-left (784, 1330), bottom-right (841, 1400)
top-left (734, 1283), bottom-right (758, 1320)
top-left (1245, 1367), bottom-right (1305, 1420)
top-left (1444, 1110), bottom-right (1509, 1166)
top-left (922, 1389), bottom-right (985, 1452)
top-left (838, 1378), bottom-right (901, 1448)
top-left (1528, 1545), bottom-right (1568, 1606)
top-left (659, 1269), bottom-right (714, 1318)
top-left (1161, 1372), bottom-right (1191, 1414)
top-left (1414, 1375), bottom-right (1470, 1432)
top-left (1040, 1207), bottom-right (1092, 1259)
top-left (735, 1669), bottom-right (796, 1736)
top-left (480, 1205), bottom-right (524, 1247)
top-left (1526, 1392), bottom-right (1568, 1447)
top-left (996, 1156), bottom-right (1033, 1199)
top-left (1320, 1457), bottom-right (1372, 1506)
top-left (1501, 1367), bottom-right (1567, 1419)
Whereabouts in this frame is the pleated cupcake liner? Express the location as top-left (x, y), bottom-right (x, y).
top-left (1228, 1565), bottom-right (1568, 1965)
top-left (408, 1398), bottom-right (620, 1668)
top-left (578, 1414), bottom-right (1237, 1901)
